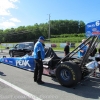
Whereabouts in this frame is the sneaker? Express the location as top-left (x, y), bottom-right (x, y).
top-left (37, 81), bottom-right (45, 84)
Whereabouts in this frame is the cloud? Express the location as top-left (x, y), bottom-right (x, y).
top-left (0, 0), bottom-right (19, 16)
top-left (10, 18), bottom-right (21, 22)
top-left (0, 18), bottom-right (21, 29)
top-left (0, 21), bottom-right (16, 29)
top-left (0, 0), bottom-right (20, 29)
top-left (0, 17), bottom-right (5, 21)
top-left (10, 0), bottom-right (20, 2)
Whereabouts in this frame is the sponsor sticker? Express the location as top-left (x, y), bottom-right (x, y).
top-left (16, 60), bottom-right (31, 67)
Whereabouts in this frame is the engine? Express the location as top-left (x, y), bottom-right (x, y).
top-left (85, 61), bottom-right (98, 73)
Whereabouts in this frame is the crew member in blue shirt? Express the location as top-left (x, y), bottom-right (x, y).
top-left (78, 39), bottom-right (87, 58)
top-left (33, 36), bottom-right (45, 84)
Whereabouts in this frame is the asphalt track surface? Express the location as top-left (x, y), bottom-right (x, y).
top-left (0, 50), bottom-right (100, 100)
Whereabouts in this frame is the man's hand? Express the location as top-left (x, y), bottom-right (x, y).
top-left (80, 50), bottom-right (84, 53)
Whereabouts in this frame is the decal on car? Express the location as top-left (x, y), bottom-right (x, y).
top-left (16, 60), bottom-right (31, 67)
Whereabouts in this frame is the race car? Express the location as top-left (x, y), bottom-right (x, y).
top-left (0, 35), bottom-right (99, 87)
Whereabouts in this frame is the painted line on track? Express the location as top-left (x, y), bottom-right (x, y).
top-left (0, 78), bottom-right (42, 100)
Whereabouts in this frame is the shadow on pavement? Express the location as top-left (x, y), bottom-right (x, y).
top-left (41, 77), bottom-right (100, 99)
top-left (0, 71), bottom-right (6, 76)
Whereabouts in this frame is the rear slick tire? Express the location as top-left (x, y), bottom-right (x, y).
top-left (56, 61), bottom-right (82, 87)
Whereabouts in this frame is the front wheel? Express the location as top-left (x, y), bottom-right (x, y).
top-left (56, 61), bottom-right (82, 87)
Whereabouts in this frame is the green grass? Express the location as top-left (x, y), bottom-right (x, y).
top-left (52, 47), bottom-right (77, 51)
top-left (50, 37), bottom-right (85, 43)
top-left (0, 45), bottom-right (5, 49)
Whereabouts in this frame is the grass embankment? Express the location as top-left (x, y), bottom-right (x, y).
top-left (50, 34), bottom-right (85, 51)
top-left (50, 37), bottom-right (85, 43)
top-left (0, 45), bottom-right (5, 49)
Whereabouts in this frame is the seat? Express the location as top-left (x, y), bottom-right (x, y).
top-left (43, 47), bottom-right (61, 68)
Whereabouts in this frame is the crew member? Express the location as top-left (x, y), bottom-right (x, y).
top-left (64, 42), bottom-right (70, 56)
top-left (78, 39), bottom-right (87, 58)
top-left (33, 36), bottom-right (45, 84)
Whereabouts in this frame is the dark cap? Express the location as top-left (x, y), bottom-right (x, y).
top-left (39, 36), bottom-right (45, 41)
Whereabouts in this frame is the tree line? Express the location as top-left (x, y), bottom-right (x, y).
top-left (0, 20), bottom-right (85, 43)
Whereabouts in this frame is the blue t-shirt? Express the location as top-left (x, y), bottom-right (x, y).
top-left (78, 43), bottom-right (87, 58)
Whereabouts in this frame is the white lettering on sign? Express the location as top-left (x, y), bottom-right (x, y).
top-left (96, 21), bottom-right (100, 26)
top-left (16, 60), bottom-right (31, 67)
top-left (87, 24), bottom-right (95, 28)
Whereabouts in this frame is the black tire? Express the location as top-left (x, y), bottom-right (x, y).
top-left (56, 61), bottom-right (82, 87)
top-left (9, 51), bottom-right (14, 57)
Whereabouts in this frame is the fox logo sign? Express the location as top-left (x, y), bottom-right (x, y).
top-left (16, 60), bottom-right (31, 67)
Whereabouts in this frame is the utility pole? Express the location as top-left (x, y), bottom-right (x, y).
top-left (48, 14), bottom-right (50, 39)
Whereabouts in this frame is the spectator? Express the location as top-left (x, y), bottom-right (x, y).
top-left (64, 42), bottom-right (70, 56)
top-left (78, 39), bottom-right (87, 58)
top-left (33, 36), bottom-right (45, 84)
